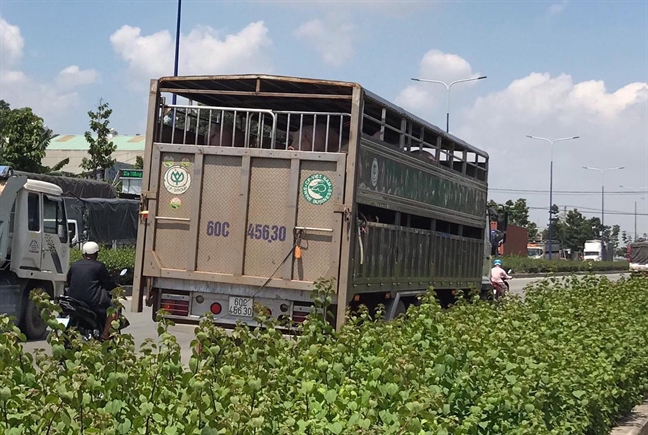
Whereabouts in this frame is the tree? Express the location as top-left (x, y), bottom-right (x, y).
top-left (603, 224), bottom-right (621, 255)
top-left (621, 231), bottom-right (632, 247)
top-left (0, 106), bottom-right (48, 173)
top-left (134, 156), bottom-right (144, 170)
top-left (541, 208), bottom-right (604, 252)
top-left (81, 98), bottom-right (116, 180)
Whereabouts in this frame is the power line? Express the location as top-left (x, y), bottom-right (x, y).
top-left (491, 188), bottom-right (647, 196)
top-left (527, 206), bottom-right (648, 217)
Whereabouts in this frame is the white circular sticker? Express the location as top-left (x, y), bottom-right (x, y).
top-left (163, 166), bottom-right (191, 195)
top-left (370, 158), bottom-right (379, 187)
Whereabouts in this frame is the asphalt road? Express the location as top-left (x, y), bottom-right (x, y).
top-left (507, 272), bottom-right (626, 298)
top-left (21, 273), bottom-right (627, 364)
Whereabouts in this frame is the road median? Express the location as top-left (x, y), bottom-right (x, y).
top-left (515, 270), bottom-right (626, 278)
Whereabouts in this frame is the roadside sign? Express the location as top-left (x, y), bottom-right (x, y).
top-left (120, 169), bottom-right (143, 179)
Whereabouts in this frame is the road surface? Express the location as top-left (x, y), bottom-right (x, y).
top-left (507, 272), bottom-right (625, 298)
top-left (21, 273), bottom-right (627, 364)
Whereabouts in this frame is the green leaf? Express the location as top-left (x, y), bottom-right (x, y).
top-left (327, 421), bottom-right (344, 434)
top-left (324, 390), bottom-right (337, 404)
top-left (573, 390), bottom-right (586, 399)
top-left (505, 375), bottom-right (517, 385)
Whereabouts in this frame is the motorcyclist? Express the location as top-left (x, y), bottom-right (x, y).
top-left (490, 259), bottom-right (512, 295)
top-left (66, 242), bottom-right (118, 341)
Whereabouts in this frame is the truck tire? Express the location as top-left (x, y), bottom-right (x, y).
top-left (385, 298), bottom-right (407, 320)
top-left (22, 296), bottom-right (48, 340)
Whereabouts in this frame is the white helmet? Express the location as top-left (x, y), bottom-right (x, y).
top-left (82, 241), bottom-right (100, 255)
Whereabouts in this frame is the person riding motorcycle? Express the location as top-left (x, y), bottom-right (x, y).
top-left (490, 259), bottom-right (512, 295)
top-left (66, 242), bottom-right (118, 341)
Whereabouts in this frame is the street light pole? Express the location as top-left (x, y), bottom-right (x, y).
top-left (619, 185), bottom-right (648, 241)
top-left (171, 0), bottom-right (182, 106)
top-left (410, 75), bottom-right (487, 133)
top-left (526, 135), bottom-right (580, 259)
top-left (583, 166), bottom-right (625, 257)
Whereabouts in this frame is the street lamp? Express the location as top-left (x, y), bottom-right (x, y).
top-left (526, 135), bottom-right (580, 259)
top-left (582, 166), bottom-right (625, 247)
top-left (619, 185), bottom-right (648, 241)
top-left (410, 75), bottom-right (487, 133)
top-left (171, 0), bottom-right (182, 106)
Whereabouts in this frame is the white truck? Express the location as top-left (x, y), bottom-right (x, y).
top-left (583, 239), bottom-right (605, 261)
top-left (0, 166), bottom-right (70, 339)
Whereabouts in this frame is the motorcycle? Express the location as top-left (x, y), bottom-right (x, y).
top-left (491, 269), bottom-right (513, 300)
top-left (55, 269), bottom-right (130, 346)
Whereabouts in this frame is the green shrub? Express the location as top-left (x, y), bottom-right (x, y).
top-left (498, 255), bottom-right (627, 274)
top-left (2, 275), bottom-right (648, 433)
top-left (69, 247), bottom-right (135, 285)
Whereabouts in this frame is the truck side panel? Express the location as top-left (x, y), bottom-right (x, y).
top-left (350, 139), bottom-right (487, 292)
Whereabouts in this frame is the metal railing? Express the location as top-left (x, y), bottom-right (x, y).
top-left (157, 102), bottom-right (351, 153)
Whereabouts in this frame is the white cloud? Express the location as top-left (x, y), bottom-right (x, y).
top-left (110, 21), bottom-right (273, 86)
top-left (395, 48), bottom-right (648, 233)
top-left (454, 73), bottom-right (648, 233)
top-left (396, 49), bottom-right (482, 113)
top-left (0, 17), bottom-right (98, 130)
top-left (55, 65), bottom-right (99, 89)
top-left (293, 16), bottom-right (355, 67)
top-left (547, 1), bottom-right (567, 16)
top-left (0, 17), bottom-right (24, 66)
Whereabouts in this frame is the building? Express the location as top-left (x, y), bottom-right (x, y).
top-left (43, 134), bottom-right (146, 179)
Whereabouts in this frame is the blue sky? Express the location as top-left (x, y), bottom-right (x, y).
top-left (1, 0), bottom-right (647, 238)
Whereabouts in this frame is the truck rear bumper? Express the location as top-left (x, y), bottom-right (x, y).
top-left (153, 278), bottom-right (332, 327)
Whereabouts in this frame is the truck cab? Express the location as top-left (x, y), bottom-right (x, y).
top-left (0, 166), bottom-right (70, 339)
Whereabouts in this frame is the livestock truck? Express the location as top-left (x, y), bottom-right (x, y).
top-left (131, 75), bottom-right (503, 330)
top-left (0, 166), bottom-right (70, 339)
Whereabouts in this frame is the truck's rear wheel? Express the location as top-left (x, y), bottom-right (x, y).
top-left (22, 297), bottom-right (47, 340)
top-left (385, 298), bottom-right (407, 320)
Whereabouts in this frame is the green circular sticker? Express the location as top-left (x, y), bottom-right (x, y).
top-left (170, 197), bottom-right (182, 209)
top-left (302, 174), bottom-right (333, 205)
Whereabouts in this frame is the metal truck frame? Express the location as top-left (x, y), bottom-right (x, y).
top-left (131, 75), bottom-right (492, 330)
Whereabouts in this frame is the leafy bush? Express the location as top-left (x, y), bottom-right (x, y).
top-left (70, 247), bottom-right (135, 285)
top-left (499, 255), bottom-right (627, 274)
top-left (2, 275), bottom-right (648, 434)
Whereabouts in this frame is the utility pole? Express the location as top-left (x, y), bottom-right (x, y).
top-left (526, 135), bottom-right (580, 259)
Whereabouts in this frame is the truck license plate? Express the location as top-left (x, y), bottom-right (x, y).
top-left (228, 297), bottom-right (253, 317)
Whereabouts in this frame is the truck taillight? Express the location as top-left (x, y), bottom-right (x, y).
top-left (160, 294), bottom-right (190, 316)
top-left (210, 303), bottom-right (222, 315)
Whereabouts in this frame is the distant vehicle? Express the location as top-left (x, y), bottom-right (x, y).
top-left (527, 240), bottom-right (565, 260)
top-left (490, 222), bottom-right (528, 256)
top-left (627, 241), bottom-right (648, 273)
top-left (583, 240), bottom-right (604, 261)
